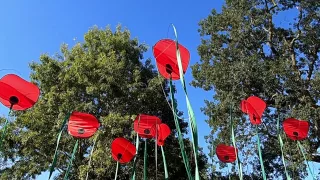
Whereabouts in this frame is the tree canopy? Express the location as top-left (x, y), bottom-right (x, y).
top-left (192, 0), bottom-right (319, 179)
top-left (0, 25), bottom-right (207, 179)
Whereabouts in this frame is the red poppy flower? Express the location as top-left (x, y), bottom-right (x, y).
top-left (216, 144), bottom-right (238, 163)
top-left (111, 137), bottom-right (136, 163)
top-left (283, 118), bottom-right (309, 141)
top-left (67, 111), bottom-right (100, 138)
top-left (240, 96), bottom-right (266, 125)
top-left (152, 39), bottom-right (190, 80)
top-left (134, 114), bottom-right (162, 138)
top-left (151, 123), bottom-right (171, 146)
top-left (0, 74), bottom-right (40, 110)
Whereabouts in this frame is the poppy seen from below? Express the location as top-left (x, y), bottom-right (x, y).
top-left (0, 74), bottom-right (40, 110)
top-left (153, 39), bottom-right (190, 80)
top-left (151, 123), bottom-right (171, 146)
top-left (111, 137), bottom-right (136, 164)
top-left (241, 96), bottom-right (266, 125)
top-left (134, 114), bottom-right (162, 138)
top-left (283, 118), bottom-right (309, 141)
top-left (216, 144), bottom-right (238, 163)
top-left (67, 111), bottom-right (100, 138)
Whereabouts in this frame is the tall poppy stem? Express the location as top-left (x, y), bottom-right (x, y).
top-left (276, 114), bottom-right (291, 180)
top-left (161, 146), bottom-right (168, 179)
top-left (85, 134), bottom-right (99, 180)
top-left (48, 112), bottom-right (71, 180)
top-left (143, 139), bottom-right (147, 180)
top-left (230, 105), bottom-right (243, 180)
top-left (172, 24), bottom-right (199, 180)
top-left (211, 143), bottom-right (214, 180)
top-left (255, 126), bottom-right (266, 180)
top-left (131, 134), bottom-right (140, 180)
top-left (131, 116), bottom-right (141, 180)
top-left (168, 76), bottom-right (193, 180)
top-left (297, 141), bottom-right (315, 179)
top-left (155, 124), bottom-right (158, 180)
top-left (63, 139), bottom-right (79, 180)
top-left (114, 161), bottom-right (119, 180)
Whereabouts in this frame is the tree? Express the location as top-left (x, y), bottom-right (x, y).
top-left (192, 0), bottom-right (319, 179)
top-left (0, 25), bottom-right (207, 179)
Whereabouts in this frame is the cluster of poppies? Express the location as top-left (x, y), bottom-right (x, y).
top-left (0, 73), bottom-right (174, 177)
top-left (111, 114), bottom-right (171, 164)
top-left (216, 96), bottom-right (310, 163)
top-left (0, 74), bottom-right (101, 140)
top-left (0, 27), bottom-right (311, 179)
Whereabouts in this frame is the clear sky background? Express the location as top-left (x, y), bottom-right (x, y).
top-left (0, 0), bottom-right (222, 179)
top-left (0, 1), bottom-right (317, 179)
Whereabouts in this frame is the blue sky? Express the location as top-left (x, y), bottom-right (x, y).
top-left (0, 0), bottom-right (222, 179)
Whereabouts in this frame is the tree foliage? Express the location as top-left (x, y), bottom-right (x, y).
top-left (192, 0), bottom-right (319, 179)
top-left (0, 25), bottom-right (207, 179)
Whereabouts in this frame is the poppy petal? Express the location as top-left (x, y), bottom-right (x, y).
top-left (67, 111), bottom-right (100, 138)
top-left (0, 74), bottom-right (40, 110)
top-left (248, 111), bottom-right (262, 125)
top-left (246, 96), bottom-right (266, 117)
top-left (133, 114), bottom-right (162, 138)
top-left (151, 123), bottom-right (171, 146)
top-left (216, 144), bottom-right (238, 163)
top-left (240, 100), bottom-right (249, 114)
top-left (153, 39), bottom-right (190, 80)
top-left (283, 118), bottom-right (309, 140)
top-left (240, 96), bottom-right (266, 125)
top-left (111, 137), bottom-right (136, 163)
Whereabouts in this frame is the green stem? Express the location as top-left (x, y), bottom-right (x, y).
top-left (114, 161), bottom-right (119, 180)
top-left (172, 24), bottom-right (199, 180)
top-left (131, 117), bottom-right (141, 180)
top-left (297, 141), bottom-right (315, 179)
top-left (143, 139), bottom-right (147, 180)
top-left (161, 146), bottom-right (168, 179)
top-left (255, 126), bottom-right (266, 180)
top-left (230, 105), bottom-right (243, 180)
top-left (63, 139), bottom-right (79, 180)
top-left (85, 134), bottom-right (99, 180)
top-left (49, 112), bottom-right (70, 180)
top-left (276, 115), bottom-right (291, 180)
top-left (169, 77), bottom-right (193, 180)
top-left (155, 125), bottom-right (158, 180)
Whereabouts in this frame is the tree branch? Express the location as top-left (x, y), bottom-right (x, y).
top-left (289, 7), bottom-right (302, 73)
top-left (311, 154), bottom-right (320, 163)
top-left (290, 7), bottom-right (303, 47)
top-left (263, 0), bottom-right (279, 56)
top-left (307, 46), bottom-right (319, 81)
top-left (270, 0), bottom-right (278, 10)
